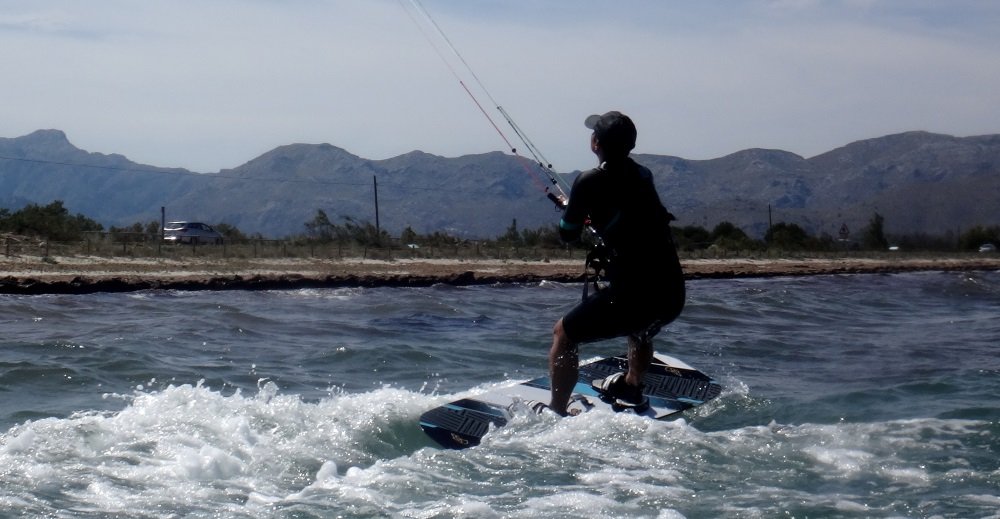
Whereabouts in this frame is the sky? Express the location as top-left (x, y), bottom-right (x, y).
top-left (2, 0), bottom-right (999, 174)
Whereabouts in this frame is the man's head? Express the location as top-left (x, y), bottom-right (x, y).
top-left (584, 111), bottom-right (637, 159)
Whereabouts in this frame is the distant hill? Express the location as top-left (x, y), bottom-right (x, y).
top-left (1, 129), bottom-right (998, 239)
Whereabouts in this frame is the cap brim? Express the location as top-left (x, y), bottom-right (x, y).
top-left (584, 114), bottom-right (601, 130)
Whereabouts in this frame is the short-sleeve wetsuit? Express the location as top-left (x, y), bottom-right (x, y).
top-left (558, 157), bottom-right (685, 343)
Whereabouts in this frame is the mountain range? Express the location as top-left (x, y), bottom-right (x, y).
top-left (1, 129), bottom-right (997, 240)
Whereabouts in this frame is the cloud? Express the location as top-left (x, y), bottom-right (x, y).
top-left (0, 11), bottom-right (69, 34)
top-left (1, 0), bottom-right (998, 173)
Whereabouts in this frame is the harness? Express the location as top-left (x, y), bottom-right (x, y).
top-left (582, 243), bottom-right (612, 300)
top-left (571, 161), bottom-right (681, 343)
top-left (581, 240), bottom-right (674, 344)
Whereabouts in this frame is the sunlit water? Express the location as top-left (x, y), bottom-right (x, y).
top-left (1, 271), bottom-right (998, 517)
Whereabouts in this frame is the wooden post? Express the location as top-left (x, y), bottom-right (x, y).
top-left (159, 206), bottom-right (165, 255)
top-left (373, 175), bottom-right (380, 235)
top-left (768, 204), bottom-right (773, 235)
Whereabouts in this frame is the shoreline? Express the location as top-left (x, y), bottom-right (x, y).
top-left (2, 255), bottom-right (998, 295)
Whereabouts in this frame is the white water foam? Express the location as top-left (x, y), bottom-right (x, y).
top-left (0, 373), bottom-right (993, 517)
top-left (0, 380), bottom-right (436, 516)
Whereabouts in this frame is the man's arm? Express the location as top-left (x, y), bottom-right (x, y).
top-left (559, 216), bottom-right (583, 243)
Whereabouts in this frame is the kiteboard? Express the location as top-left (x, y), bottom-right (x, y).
top-left (419, 352), bottom-right (722, 449)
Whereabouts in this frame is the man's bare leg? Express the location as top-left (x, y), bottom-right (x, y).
top-left (548, 318), bottom-right (578, 415)
top-left (625, 334), bottom-right (652, 388)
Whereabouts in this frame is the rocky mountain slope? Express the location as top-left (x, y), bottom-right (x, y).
top-left (1, 129), bottom-right (997, 239)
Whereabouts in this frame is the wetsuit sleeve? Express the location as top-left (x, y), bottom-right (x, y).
top-left (559, 215), bottom-right (583, 243)
top-left (558, 173), bottom-right (591, 243)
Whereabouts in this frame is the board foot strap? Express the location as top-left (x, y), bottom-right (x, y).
top-left (592, 373), bottom-right (650, 413)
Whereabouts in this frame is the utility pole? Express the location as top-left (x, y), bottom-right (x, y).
top-left (160, 206), bottom-right (165, 254)
top-left (373, 175), bottom-right (380, 235)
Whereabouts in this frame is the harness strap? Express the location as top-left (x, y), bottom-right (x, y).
top-left (582, 245), bottom-right (611, 300)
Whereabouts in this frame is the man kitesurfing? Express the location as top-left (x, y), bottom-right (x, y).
top-left (543, 111), bottom-right (686, 416)
top-left (401, 0), bottom-right (688, 418)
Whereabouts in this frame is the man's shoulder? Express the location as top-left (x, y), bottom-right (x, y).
top-left (634, 160), bottom-right (653, 177)
top-left (572, 166), bottom-right (605, 189)
top-left (578, 166), bottom-right (604, 179)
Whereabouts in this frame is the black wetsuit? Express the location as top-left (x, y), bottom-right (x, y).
top-left (559, 157), bottom-right (685, 343)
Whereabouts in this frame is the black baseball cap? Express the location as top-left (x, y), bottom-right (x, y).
top-left (584, 111), bottom-right (636, 155)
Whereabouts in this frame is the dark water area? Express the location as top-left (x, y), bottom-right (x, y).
top-left (1, 271), bottom-right (998, 517)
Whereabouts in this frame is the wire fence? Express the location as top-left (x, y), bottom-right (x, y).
top-left (2, 232), bottom-right (584, 262)
top-left (1, 231), bottom-right (979, 264)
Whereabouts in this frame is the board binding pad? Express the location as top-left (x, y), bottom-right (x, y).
top-left (419, 352), bottom-right (722, 449)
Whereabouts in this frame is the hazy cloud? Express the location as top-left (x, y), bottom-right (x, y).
top-left (1, 0), bottom-right (998, 173)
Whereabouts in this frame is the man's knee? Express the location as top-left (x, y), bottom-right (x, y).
top-left (552, 317), bottom-right (565, 335)
top-left (550, 319), bottom-right (576, 357)
top-left (552, 319), bottom-right (571, 345)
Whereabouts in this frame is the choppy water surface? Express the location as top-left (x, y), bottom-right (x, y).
top-left (1, 271), bottom-right (998, 517)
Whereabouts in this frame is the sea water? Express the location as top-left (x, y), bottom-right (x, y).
top-left (0, 270), bottom-right (997, 517)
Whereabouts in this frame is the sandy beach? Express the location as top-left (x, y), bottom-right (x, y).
top-left (2, 254), bottom-right (998, 294)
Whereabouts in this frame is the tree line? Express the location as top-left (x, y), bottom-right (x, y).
top-left (2, 200), bottom-right (998, 253)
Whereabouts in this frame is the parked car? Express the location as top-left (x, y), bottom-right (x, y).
top-left (163, 221), bottom-right (224, 245)
top-left (979, 243), bottom-right (997, 253)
